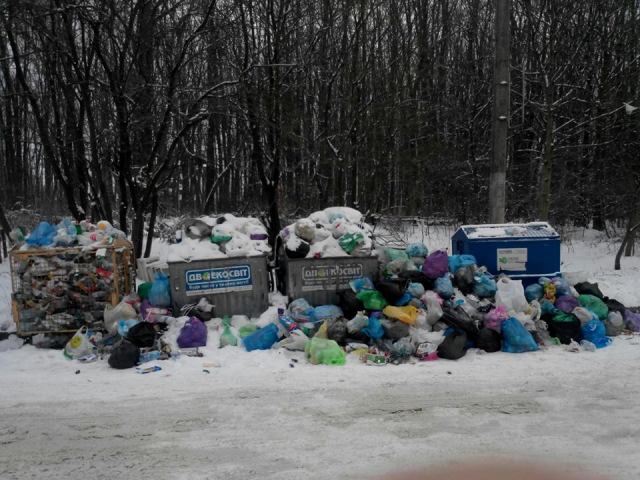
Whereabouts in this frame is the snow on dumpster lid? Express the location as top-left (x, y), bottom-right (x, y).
top-left (460, 222), bottom-right (559, 239)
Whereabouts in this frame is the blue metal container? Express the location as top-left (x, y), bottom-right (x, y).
top-left (451, 222), bottom-right (560, 286)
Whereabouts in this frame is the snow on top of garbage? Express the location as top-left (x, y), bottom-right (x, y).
top-left (309, 206), bottom-right (363, 224)
top-left (282, 207), bottom-right (374, 258)
top-left (168, 214), bottom-right (270, 262)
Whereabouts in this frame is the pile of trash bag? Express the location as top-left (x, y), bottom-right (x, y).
top-left (56, 245), bottom-right (637, 370)
top-left (279, 207), bottom-right (374, 259)
top-left (168, 214), bottom-right (270, 262)
top-left (19, 218), bottom-right (126, 249)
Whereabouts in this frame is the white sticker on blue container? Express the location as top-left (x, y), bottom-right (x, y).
top-left (497, 248), bottom-right (527, 271)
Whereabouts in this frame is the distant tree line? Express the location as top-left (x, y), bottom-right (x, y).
top-left (0, 0), bottom-right (638, 257)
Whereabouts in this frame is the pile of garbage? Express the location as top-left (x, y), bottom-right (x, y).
top-left (15, 219), bottom-right (126, 250)
top-left (215, 246), bottom-right (638, 365)
top-left (168, 214), bottom-right (270, 262)
top-left (279, 207), bottom-right (374, 259)
top-left (59, 240), bottom-right (640, 371)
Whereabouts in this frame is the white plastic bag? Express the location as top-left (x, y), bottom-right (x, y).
top-left (495, 277), bottom-right (529, 313)
top-left (63, 326), bottom-right (93, 359)
top-left (421, 291), bottom-right (444, 325)
top-left (104, 301), bottom-right (137, 334)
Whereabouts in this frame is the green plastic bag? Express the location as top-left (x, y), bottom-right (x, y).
top-left (219, 316), bottom-right (238, 348)
top-left (211, 234), bottom-right (233, 244)
top-left (578, 294), bottom-right (608, 320)
top-left (553, 311), bottom-right (577, 322)
top-left (356, 290), bottom-right (389, 310)
top-left (338, 233), bottom-right (364, 254)
top-left (238, 324), bottom-right (258, 338)
top-left (385, 248), bottom-right (409, 263)
top-left (137, 282), bottom-right (153, 300)
top-left (305, 337), bottom-right (346, 365)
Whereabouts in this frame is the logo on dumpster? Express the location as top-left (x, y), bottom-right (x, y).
top-left (185, 265), bottom-right (252, 295)
top-left (301, 263), bottom-right (364, 292)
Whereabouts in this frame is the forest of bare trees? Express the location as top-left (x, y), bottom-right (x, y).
top-left (1, 0), bottom-right (639, 257)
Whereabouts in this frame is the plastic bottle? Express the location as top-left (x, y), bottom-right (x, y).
top-left (242, 323), bottom-right (280, 351)
top-left (277, 308), bottom-right (298, 335)
top-left (139, 351), bottom-right (161, 364)
top-left (175, 229), bottom-right (183, 244)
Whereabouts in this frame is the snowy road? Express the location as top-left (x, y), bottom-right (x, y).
top-left (2, 338), bottom-right (640, 480)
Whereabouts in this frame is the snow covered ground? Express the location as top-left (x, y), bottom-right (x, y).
top-left (1, 225), bottom-right (639, 479)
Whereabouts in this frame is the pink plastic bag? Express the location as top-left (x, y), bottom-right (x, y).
top-left (485, 305), bottom-right (509, 331)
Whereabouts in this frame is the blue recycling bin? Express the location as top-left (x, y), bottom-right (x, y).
top-left (451, 222), bottom-right (561, 286)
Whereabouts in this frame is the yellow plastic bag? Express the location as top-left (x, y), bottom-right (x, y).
top-left (382, 305), bottom-right (420, 325)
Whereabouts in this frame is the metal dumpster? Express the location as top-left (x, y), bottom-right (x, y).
top-left (168, 255), bottom-right (269, 317)
top-left (278, 255), bottom-right (379, 306)
top-left (451, 222), bottom-right (561, 286)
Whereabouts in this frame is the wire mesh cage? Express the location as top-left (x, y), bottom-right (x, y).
top-left (10, 239), bottom-right (135, 335)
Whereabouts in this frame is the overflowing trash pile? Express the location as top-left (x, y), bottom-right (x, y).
top-left (14, 219), bottom-right (126, 250)
top-left (9, 219), bottom-right (134, 335)
top-left (56, 242), bottom-right (640, 371)
top-left (168, 215), bottom-right (271, 262)
top-left (280, 207), bottom-right (374, 258)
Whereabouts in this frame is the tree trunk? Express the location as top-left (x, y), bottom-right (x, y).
top-left (489, 0), bottom-right (510, 223)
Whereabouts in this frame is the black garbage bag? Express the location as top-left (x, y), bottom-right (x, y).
top-left (381, 318), bottom-right (410, 340)
top-left (441, 305), bottom-right (480, 341)
top-left (127, 322), bottom-right (157, 348)
top-left (453, 266), bottom-right (475, 294)
top-left (476, 327), bottom-right (501, 353)
top-left (285, 239), bottom-right (310, 258)
top-left (337, 290), bottom-right (365, 320)
top-left (437, 330), bottom-right (468, 360)
top-left (574, 281), bottom-right (604, 299)
top-left (397, 271), bottom-right (435, 290)
top-left (108, 340), bottom-right (140, 369)
top-left (544, 314), bottom-right (583, 345)
top-left (604, 297), bottom-right (626, 316)
top-left (327, 318), bottom-right (348, 345)
top-left (375, 279), bottom-right (409, 304)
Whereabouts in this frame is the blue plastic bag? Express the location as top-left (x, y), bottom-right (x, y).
top-left (54, 218), bottom-right (78, 246)
top-left (149, 273), bottom-right (172, 307)
top-left (408, 282), bottom-right (425, 298)
top-left (581, 318), bottom-right (611, 348)
top-left (288, 298), bottom-right (315, 323)
top-left (362, 312), bottom-right (384, 340)
top-left (552, 277), bottom-right (571, 297)
top-left (448, 254), bottom-right (477, 273)
top-left (394, 292), bottom-right (413, 306)
top-left (434, 276), bottom-right (454, 299)
top-left (405, 243), bottom-right (428, 258)
top-left (117, 319), bottom-right (140, 337)
top-left (540, 299), bottom-right (559, 316)
top-left (473, 274), bottom-right (497, 298)
top-left (349, 277), bottom-right (375, 293)
top-left (525, 284), bottom-right (544, 302)
top-left (501, 317), bottom-right (539, 353)
top-left (26, 221), bottom-right (57, 247)
top-left (313, 305), bottom-right (343, 322)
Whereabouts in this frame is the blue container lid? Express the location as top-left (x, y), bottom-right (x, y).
top-left (457, 222), bottom-right (559, 240)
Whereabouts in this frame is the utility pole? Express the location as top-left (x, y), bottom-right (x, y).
top-left (489, 0), bottom-right (510, 223)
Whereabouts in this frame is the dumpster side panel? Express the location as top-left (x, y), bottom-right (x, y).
top-left (283, 256), bottom-right (379, 306)
top-left (168, 256), bottom-right (269, 317)
top-left (452, 231), bottom-right (561, 286)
